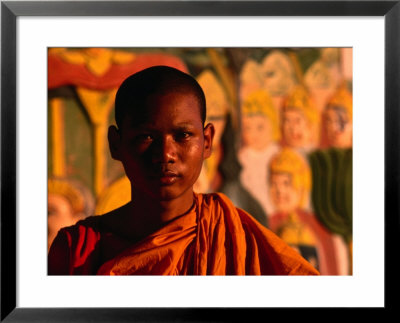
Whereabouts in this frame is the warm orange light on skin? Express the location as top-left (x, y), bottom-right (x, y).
top-left (108, 91), bottom-right (214, 231)
top-left (112, 92), bottom-right (212, 201)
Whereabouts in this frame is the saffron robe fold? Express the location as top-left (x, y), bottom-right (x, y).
top-left (48, 193), bottom-right (319, 275)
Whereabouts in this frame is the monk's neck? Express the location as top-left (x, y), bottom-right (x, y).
top-left (128, 189), bottom-right (195, 232)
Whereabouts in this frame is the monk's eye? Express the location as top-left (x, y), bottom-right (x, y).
top-left (174, 132), bottom-right (191, 141)
top-left (134, 134), bottom-right (154, 143)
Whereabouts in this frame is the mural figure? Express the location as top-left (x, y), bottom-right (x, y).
top-left (267, 148), bottom-right (339, 274)
top-left (319, 48), bottom-right (342, 89)
top-left (304, 48), bottom-right (342, 113)
top-left (281, 86), bottom-right (320, 154)
top-left (218, 115), bottom-right (269, 228)
top-left (48, 178), bottom-right (94, 250)
top-left (260, 50), bottom-right (297, 110)
top-left (321, 84), bottom-right (353, 149)
top-left (239, 59), bottom-right (263, 102)
top-left (238, 89), bottom-right (280, 216)
top-left (309, 84), bottom-right (353, 274)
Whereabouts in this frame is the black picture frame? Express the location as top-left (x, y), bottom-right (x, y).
top-left (1, 0), bottom-right (399, 321)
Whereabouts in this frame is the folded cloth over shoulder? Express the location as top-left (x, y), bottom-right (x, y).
top-left (95, 193), bottom-right (319, 275)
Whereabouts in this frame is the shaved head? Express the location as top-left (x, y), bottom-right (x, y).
top-left (115, 66), bottom-right (207, 128)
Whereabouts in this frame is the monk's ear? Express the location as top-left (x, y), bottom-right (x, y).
top-left (203, 123), bottom-right (215, 159)
top-left (108, 125), bottom-right (122, 161)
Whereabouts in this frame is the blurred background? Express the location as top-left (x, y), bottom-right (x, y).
top-left (48, 47), bottom-right (353, 275)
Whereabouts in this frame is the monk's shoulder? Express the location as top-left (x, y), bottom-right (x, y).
top-left (63, 204), bottom-right (126, 234)
top-left (59, 205), bottom-right (129, 247)
top-left (197, 192), bottom-right (266, 227)
top-left (195, 193), bottom-right (319, 275)
top-left (197, 192), bottom-right (236, 209)
top-left (196, 192), bottom-right (236, 220)
top-left (55, 215), bottom-right (102, 251)
top-left (48, 216), bottom-right (104, 275)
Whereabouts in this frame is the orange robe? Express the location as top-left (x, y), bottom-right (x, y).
top-left (48, 193), bottom-right (319, 275)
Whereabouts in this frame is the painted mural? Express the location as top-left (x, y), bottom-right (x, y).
top-left (47, 47), bottom-right (353, 275)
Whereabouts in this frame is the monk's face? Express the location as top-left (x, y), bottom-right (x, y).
top-left (109, 91), bottom-right (214, 201)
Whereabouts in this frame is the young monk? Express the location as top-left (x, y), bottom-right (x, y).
top-left (48, 66), bottom-right (319, 275)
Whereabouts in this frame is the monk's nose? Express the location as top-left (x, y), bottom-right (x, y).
top-left (151, 136), bottom-right (177, 164)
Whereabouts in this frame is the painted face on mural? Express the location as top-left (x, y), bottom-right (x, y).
top-left (109, 91), bottom-right (214, 202)
top-left (48, 194), bottom-right (80, 250)
top-left (261, 52), bottom-right (296, 97)
top-left (282, 108), bottom-right (311, 148)
top-left (242, 114), bottom-right (273, 151)
top-left (269, 172), bottom-right (301, 213)
top-left (324, 106), bottom-right (352, 148)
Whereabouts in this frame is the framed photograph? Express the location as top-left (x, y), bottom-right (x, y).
top-left (1, 0), bottom-right (398, 320)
